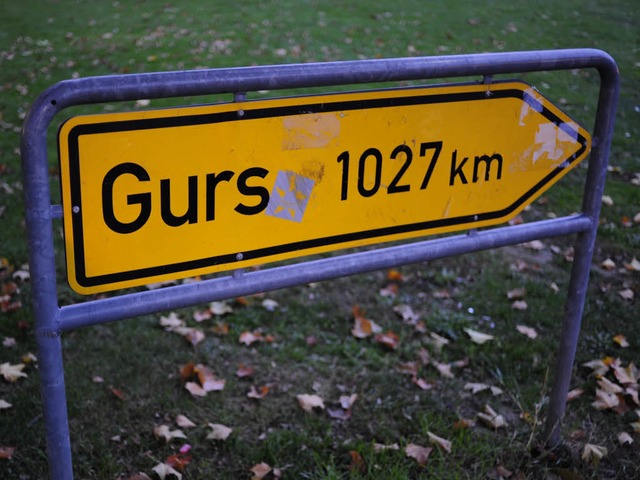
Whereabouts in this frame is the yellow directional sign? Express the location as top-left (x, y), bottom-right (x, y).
top-left (58, 81), bottom-right (590, 294)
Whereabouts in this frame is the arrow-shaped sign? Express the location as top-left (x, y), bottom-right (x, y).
top-left (58, 80), bottom-right (590, 293)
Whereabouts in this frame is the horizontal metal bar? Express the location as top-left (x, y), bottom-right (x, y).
top-left (59, 214), bottom-right (592, 331)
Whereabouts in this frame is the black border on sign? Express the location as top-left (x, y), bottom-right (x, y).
top-left (64, 85), bottom-right (589, 288)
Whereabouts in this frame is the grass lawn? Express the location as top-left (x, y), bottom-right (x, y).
top-left (1, 1), bottom-right (639, 479)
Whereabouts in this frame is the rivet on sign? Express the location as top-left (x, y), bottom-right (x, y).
top-left (236, 253), bottom-right (243, 261)
top-left (72, 206), bottom-right (80, 213)
top-left (474, 215), bottom-right (478, 221)
top-left (237, 109), bottom-right (244, 117)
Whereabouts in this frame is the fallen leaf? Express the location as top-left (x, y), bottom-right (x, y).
top-left (435, 362), bottom-right (454, 378)
top-left (549, 282), bottom-right (560, 293)
top-left (397, 361), bottom-right (419, 376)
top-left (427, 431), bottom-right (452, 453)
top-left (591, 389), bottom-right (619, 410)
top-left (624, 258), bottom-right (640, 272)
top-left (239, 331), bottom-right (263, 346)
top-left (582, 359), bottom-right (611, 376)
top-left (613, 334), bottom-right (630, 348)
top-left (511, 300), bottom-right (528, 311)
top-left (506, 288), bottom-right (526, 300)
top-left (427, 332), bottom-right (450, 352)
top-left (464, 328), bottom-right (494, 344)
top-left (477, 404), bottom-right (506, 429)
top-left (373, 442), bottom-right (400, 452)
top-left (210, 321), bottom-right (230, 335)
top-left (209, 301), bottom-right (233, 315)
top-left (165, 453), bottom-right (192, 473)
top-left (618, 432), bottom-right (633, 445)
top-left (184, 382), bottom-right (207, 397)
top-left (348, 450), bottom-right (366, 473)
top-left (236, 364), bottom-right (255, 378)
top-left (126, 473), bottom-right (152, 480)
top-left (247, 385), bottom-right (270, 400)
top-left (206, 423), bottom-right (232, 440)
top-left (159, 312), bottom-right (184, 330)
top-left (0, 362), bottom-right (27, 382)
top-left (2, 337), bottom-right (16, 348)
top-left (521, 240), bottom-right (545, 251)
top-left (567, 388), bottom-right (584, 401)
top-left (250, 462), bottom-right (272, 480)
top-left (340, 394), bottom-right (358, 410)
top-left (612, 362), bottom-right (639, 385)
top-left (464, 382), bottom-right (490, 394)
top-left (600, 258), bottom-right (616, 270)
top-left (601, 195), bottom-right (614, 206)
top-left (175, 415), bottom-right (196, 429)
top-left (192, 309), bottom-right (212, 322)
top-left (516, 325), bottom-right (538, 339)
top-left (387, 269), bottom-right (404, 281)
top-left (351, 316), bottom-right (381, 339)
top-left (154, 425), bottom-right (187, 443)
top-left (0, 399), bottom-right (11, 409)
top-left (412, 377), bottom-right (433, 390)
top-left (374, 331), bottom-right (399, 350)
top-left (393, 304), bottom-right (420, 324)
top-left (597, 376), bottom-right (624, 394)
top-left (261, 299), bottom-right (279, 311)
top-left (152, 462), bottom-right (183, 480)
top-left (195, 364), bottom-right (225, 392)
top-left (618, 288), bottom-right (634, 301)
top-left (581, 443), bottom-right (607, 464)
top-left (297, 394), bottom-right (325, 412)
top-left (405, 443), bottom-right (432, 466)
top-left (453, 418), bottom-right (474, 430)
top-left (379, 283), bottom-right (398, 297)
top-left (0, 446), bottom-right (15, 459)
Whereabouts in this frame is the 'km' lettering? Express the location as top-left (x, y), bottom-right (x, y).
top-left (101, 162), bottom-right (270, 234)
top-left (449, 150), bottom-right (503, 185)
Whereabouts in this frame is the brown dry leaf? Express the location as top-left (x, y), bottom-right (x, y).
top-left (211, 321), bottom-right (230, 336)
top-left (567, 388), bottom-right (584, 401)
top-left (250, 462), bottom-right (272, 480)
top-left (0, 362), bottom-right (27, 382)
top-left (154, 425), bottom-right (187, 443)
top-left (182, 328), bottom-right (205, 347)
top-left (206, 423), bottom-right (232, 441)
top-left (196, 364), bottom-right (225, 392)
top-left (297, 394), bottom-right (325, 412)
top-left (374, 331), bottom-right (399, 350)
top-left (0, 446), bottom-right (15, 459)
top-left (477, 404), bottom-right (506, 429)
top-left (247, 385), bottom-right (270, 400)
top-left (511, 300), bottom-right (528, 311)
top-left (398, 361), bottom-right (419, 376)
top-left (506, 288), bottom-right (526, 300)
top-left (464, 328), bottom-right (494, 344)
top-left (152, 462), bottom-right (183, 480)
top-left (581, 443), bottom-right (608, 464)
top-left (427, 431), bottom-right (452, 453)
top-left (192, 309), bottom-right (212, 322)
top-left (618, 432), bottom-right (633, 445)
top-left (613, 334), bottom-right (630, 348)
top-left (387, 269), bottom-right (404, 281)
top-left (405, 443), bottom-right (433, 466)
top-left (340, 394), bottom-right (358, 410)
top-left (236, 364), bottom-right (255, 378)
top-left (618, 288), bottom-right (635, 301)
top-left (591, 389), bottom-right (620, 410)
top-left (624, 258), bottom-right (640, 272)
top-left (348, 450), bottom-right (366, 473)
top-left (379, 283), bottom-right (399, 297)
top-left (516, 325), bottom-right (538, 339)
top-left (600, 258), bottom-right (617, 270)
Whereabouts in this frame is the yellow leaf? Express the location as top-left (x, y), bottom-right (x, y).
top-left (206, 423), bottom-right (232, 440)
top-left (581, 443), bottom-right (607, 464)
top-left (297, 394), bottom-right (325, 412)
top-left (427, 431), bottom-right (452, 453)
top-left (463, 328), bottom-right (494, 344)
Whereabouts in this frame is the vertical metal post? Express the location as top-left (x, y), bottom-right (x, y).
top-left (543, 58), bottom-right (619, 446)
top-left (22, 98), bottom-right (74, 479)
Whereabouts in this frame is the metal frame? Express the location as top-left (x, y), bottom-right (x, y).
top-left (21, 49), bottom-right (618, 479)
